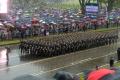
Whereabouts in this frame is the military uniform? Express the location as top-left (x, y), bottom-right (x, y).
top-left (19, 30), bottom-right (118, 57)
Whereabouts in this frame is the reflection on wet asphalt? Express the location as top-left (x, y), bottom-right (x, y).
top-left (35, 53), bottom-right (117, 79)
top-left (0, 42), bottom-right (119, 80)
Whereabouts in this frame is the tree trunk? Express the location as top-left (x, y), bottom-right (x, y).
top-left (79, 0), bottom-right (86, 15)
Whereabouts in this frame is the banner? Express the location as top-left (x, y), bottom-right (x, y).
top-left (85, 3), bottom-right (99, 18)
top-left (86, 3), bottom-right (99, 13)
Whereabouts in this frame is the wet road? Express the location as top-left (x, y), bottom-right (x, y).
top-left (0, 42), bottom-right (119, 80)
top-left (0, 30), bottom-right (120, 80)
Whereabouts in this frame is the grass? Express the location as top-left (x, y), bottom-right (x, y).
top-left (95, 26), bottom-right (120, 32)
top-left (0, 39), bottom-right (20, 46)
top-left (115, 61), bottom-right (120, 67)
top-left (48, 0), bottom-right (80, 9)
top-left (52, 4), bottom-right (80, 9)
top-left (0, 36), bottom-right (39, 46)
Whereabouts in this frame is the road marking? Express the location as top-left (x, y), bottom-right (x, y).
top-left (92, 51), bottom-right (116, 60)
top-left (32, 58), bottom-right (92, 76)
top-left (0, 50), bottom-right (116, 71)
top-left (76, 72), bottom-right (83, 75)
top-left (32, 52), bottom-right (116, 76)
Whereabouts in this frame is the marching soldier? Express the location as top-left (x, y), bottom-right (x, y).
top-left (19, 30), bottom-right (118, 57)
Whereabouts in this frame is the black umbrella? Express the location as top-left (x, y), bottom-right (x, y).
top-left (99, 74), bottom-right (113, 80)
top-left (54, 71), bottom-right (73, 80)
top-left (100, 73), bottom-right (120, 80)
top-left (112, 74), bottom-right (120, 80)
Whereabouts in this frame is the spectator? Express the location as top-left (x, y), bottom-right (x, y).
top-left (109, 57), bottom-right (114, 68)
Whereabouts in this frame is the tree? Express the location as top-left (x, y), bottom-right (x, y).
top-left (108, 0), bottom-right (114, 12)
top-left (99, 0), bottom-right (117, 11)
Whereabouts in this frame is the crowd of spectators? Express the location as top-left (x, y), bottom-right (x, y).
top-left (0, 8), bottom-right (120, 41)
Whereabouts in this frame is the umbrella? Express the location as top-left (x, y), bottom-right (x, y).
top-left (0, 22), bottom-right (3, 26)
top-left (54, 71), bottom-right (73, 80)
top-left (0, 23), bottom-right (4, 29)
top-left (87, 68), bottom-right (115, 80)
top-left (112, 73), bottom-right (120, 80)
top-left (100, 70), bottom-right (120, 80)
top-left (99, 74), bottom-right (113, 80)
top-left (50, 21), bottom-right (56, 24)
top-left (70, 15), bottom-right (73, 18)
top-left (5, 23), bottom-right (15, 28)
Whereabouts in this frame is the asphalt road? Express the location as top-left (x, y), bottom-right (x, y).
top-left (0, 42), bottom-right (118, 80)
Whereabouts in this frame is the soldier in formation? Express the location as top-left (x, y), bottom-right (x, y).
top-left (19, 30), bottom-right (118, 57)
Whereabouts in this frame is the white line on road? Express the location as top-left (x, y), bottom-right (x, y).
top-left (0, 51), bottom-right (116, 71)
top-left (32, 58), bottom-right (92, 76)
top-left (32, 52), bottom-right (116, 76)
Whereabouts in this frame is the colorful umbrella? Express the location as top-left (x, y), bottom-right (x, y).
top-left (5, 23), bottom-right (15, 28)
top-left (87, 68), bottom-right (115, 80)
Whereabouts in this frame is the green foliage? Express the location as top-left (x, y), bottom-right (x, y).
top-left (114, 0), bottom-right (120, 8)
top-left (11, 0), bottom-right (120, 10)
top-left (49, 0), bottom-right (80, 9)
top-left (0, 39), bottom-right (20, 46)
top-left (99, 0), bottom-right (120, 8)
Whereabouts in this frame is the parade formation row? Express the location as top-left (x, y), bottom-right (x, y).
top-left (19, 30), bottom-right (118, 57)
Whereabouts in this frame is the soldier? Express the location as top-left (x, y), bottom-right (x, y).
top-left (5, 47), bottom-right (11, 61)
top-left (19, 30), bottom-right (117, 57)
